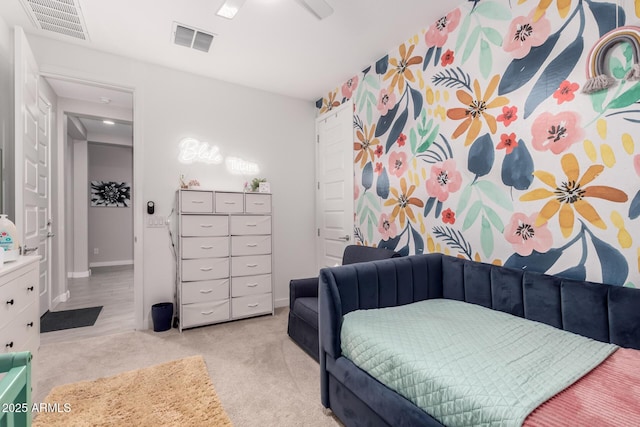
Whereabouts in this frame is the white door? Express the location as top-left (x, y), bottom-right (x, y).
top-left (14, 27), bottom-right (50, 315)
top-left (315, 101), bottom-right (354, 270)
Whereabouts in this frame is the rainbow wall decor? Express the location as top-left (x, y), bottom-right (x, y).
top-left (316, 0), bottom-right (640, 288)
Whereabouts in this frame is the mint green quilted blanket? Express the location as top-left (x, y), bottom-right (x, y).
top-left (341, 299), bottom-right (617, 427)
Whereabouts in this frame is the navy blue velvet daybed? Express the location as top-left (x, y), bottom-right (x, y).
top-left (318, 253), bottom-right (640, 427)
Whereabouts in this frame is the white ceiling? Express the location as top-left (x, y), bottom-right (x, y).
top-left (0, 0), bottom-right (463, 101)
top-left (78, 116), bottom-right (133, 142)
top-left (46, 78), bottom-right (133, 109)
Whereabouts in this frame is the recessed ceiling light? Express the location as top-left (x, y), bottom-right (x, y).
top-left (216, 0), bottom-right (246, 19)
top-left (103, 120), bottom-right (115, 125)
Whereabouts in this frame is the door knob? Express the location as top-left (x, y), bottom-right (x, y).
top-left (337, 235), bottom-right (351, 242)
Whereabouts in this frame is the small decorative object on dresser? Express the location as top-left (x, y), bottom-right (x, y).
top-left (258, 182), bottom-right (270, 193)
top-left (175, 189), bottom-right (273, 331)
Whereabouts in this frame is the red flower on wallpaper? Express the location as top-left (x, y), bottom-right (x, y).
top-left (497, 106), bottom-right (518, 127)
top-left (441, 49), bottom-right (455, 66)
top-left (442, 208), bottom-right (456, 224)
top-left (497, 133), bottom-right (519, 155)
top-left (375, 162), bottom-right (383, 175)
top-left (375, 145), bottom-right (383, 158)
top-left (397, 133), bottom-right (407, 147)
top-left (553, 80), bottom-right (579, 104)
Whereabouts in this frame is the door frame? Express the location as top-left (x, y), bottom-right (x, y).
top-left (314, 100), bottom-right (354, 271)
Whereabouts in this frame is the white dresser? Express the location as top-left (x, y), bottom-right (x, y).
top-left (177, 190), bottom-right (274, 331)
top-left (0, 256), bottom-right (40, 390)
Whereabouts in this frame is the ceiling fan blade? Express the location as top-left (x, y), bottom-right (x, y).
top-left (299, 0), bottom-right (333, 20)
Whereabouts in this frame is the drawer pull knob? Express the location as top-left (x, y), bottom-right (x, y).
top-left (201, 310), bottom-right (215, 315)
top-left (200, 224), bottom-right (214, 228)
top-left (200, 246), bottom-right (214, 249)
top-left (6, 342), bottom-right (13, 349)
top-left (248, 303), bottom-right (259, 308)
top-left (224, 201), bottom-right (236, 205)
top-left (192, 200), bottom-right (204, 204)
top-left (246, 223), bottom-right (257, 227)
top-left (247, 243), bottom-right (258, 247)
top-left (200, 267), bottom-right (213, 271)
top-left (6, 299), bottom-right (14, 306)
top-left (27, 286), bottom-right (34, 292)
top-left (247, 264), bottom-right (258, 268)
top-left (27, 322), bottom-right (34, 328)
top-left (253, 202), bottom-right (265, 205)
top-left (200, 289), bottom-right (213, 294)
top-left (247, 283), bottom-right (258, 287)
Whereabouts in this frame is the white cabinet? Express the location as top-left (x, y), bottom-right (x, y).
top-left (177, 190), bottom-right (273, 331)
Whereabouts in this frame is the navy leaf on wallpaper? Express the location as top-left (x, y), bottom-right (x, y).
top-left (376, 103), bottom-right (399, 138)
top-left (498, 33), bottom-right (560, 96)
top-left (590, 231), bottom-right (628, 285)
top-left (629, 190), bottom-right (640, 219)
top-left (362, 162), bottom-right (373, 191)
top-left (424, 197), bottom-right (437, 217)
top-left (376, 168), bottom-right (390, 199)
top-left (432, 67), bottom-right (472, 90)
top-left (557, 265), bottom-right (587, 281)
top-left (524, 37), bottom-right (584, 118)
top-left (375, 55), bottom-right (389, 75)
top-left (586, 0), bottom-right (625, 37)
top-left (468, 133), bottom-right (495, 178)
top-left (411, 225), bottom-right (425, 254)
top-left (379, 234), bottom-right (401, 252)
top-left (502, 139), bottom-right (534, 190)
top-left (504, 248), bottom-right (563, 272)
top-left (386, 107), bottom-right (409, 152)
top-left (410, 87), bottom-right (423, 120)
top-left (423, 47), bottom-right (435, 71)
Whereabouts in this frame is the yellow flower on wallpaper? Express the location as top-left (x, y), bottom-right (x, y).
top-left (446, 75), bottom-right (509, 146)
top-left (520, 153), bottom-right (628, 238)
top-left (384, 177), bottom-right (424, 229)
top-left (518, 0), bottom-right (573, 21)
top-left (319, 91), bottom-right (341, 114)
top-left (354, 124), bottom-right (380, 168)
top-left (383, 43), bottom-right (423, 94)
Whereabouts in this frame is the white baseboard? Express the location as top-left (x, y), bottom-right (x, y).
top-left (52, 290), bottom-right (70, 307)
top-left (89, 260), bottom-right (134, 268)
top-left (67, 270), bottom-right (90, 278)
top-left (274, 297), bottom-right (288, 308)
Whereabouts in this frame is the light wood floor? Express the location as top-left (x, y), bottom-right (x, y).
top-left (40, 265), bottom-right (134, 345)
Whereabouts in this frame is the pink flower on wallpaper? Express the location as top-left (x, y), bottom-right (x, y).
top-left (426, 159), bottom-right (462, 202)
top-left (531, 111), bottom-right (584, 154)
top-left (341, 76), bottom-right (359, 99)
top-left (377, 88), bottom-right (396, 115)
top-left (504, 212), bottom-right (553, 256)
top-left (378, 213), bottom-right (398, 241)
top-left (503, 10), bottom-right (551, 59)
top-left (635, 155), bottom-right (640, 177)
top-left (425, 9), bottom-right (461, 48)
top-left (388, 151), bottom-right (409, 178)
top-left (354, 182), bottom-right (360, 200)
top-left (496, 106), bottom-right (518, 127)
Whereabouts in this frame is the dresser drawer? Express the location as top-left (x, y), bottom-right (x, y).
top-left (180, 190), bottom-right (213, 213)
top-left (232, 293), bottom-right (273, 319)
top-left (231, 255), bottom-right (271, 277)
top-left (245, 194), bottom-right (271, 213)
top-left (0, 302), bottom-right (39, 354)
top-left (182, 279), bottom-right (229, 304)
top-left (231, 235), bottom-right (271, 256)
top-left (215, 192), bottom-right (244, 213)
top-left (0, 268), bottom-right (38, 329)
top-left (181, 215), bottom-right (228, 237)
top-left (230, 215), bottom-right (271, 235)
top-left (182, 300), bottom-right (230, 328)
top-left (182, 258), bottom-right (229, 281)
top-left (181, 237), bottom-right (229, 259)
top-left (231, 274), bottom-right (271, 297)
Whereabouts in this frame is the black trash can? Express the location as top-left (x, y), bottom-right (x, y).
top-left (151, 302), bottom-right (173, 332)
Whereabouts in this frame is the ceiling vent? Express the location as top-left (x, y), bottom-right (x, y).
top-left (20, 0), bottom-right (89, 40)
top-left (172, 22), bottom-right (215, 53)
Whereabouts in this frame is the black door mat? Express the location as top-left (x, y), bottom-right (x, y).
top-left (40, 306), bottom-right (103, 333)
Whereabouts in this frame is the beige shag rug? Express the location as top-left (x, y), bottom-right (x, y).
top-left (34, 355), bottom-right (233, 426)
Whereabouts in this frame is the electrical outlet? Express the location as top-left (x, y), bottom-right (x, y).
top-left (93, 248), bottom-right (99, 255)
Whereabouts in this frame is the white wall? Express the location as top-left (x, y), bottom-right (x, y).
top-left (72, 139), bottom-right (88, 275)
top-left (0, 16), bottom-right (12, 217)
top-left (28, 34), bottom-right (317, 328)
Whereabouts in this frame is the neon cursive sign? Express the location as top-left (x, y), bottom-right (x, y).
top-left (178, 138), bottom-right (223, 165)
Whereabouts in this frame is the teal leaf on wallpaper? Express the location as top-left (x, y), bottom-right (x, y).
top-left (590, 232), bottom-right (628, 285)
top-left (364, 190), bottom-right (380, 209)
top-left (410, 128), bottom-right (418, 154)
top-left (423, 46), bottom-right (435, 71)
top-left (463, 200), bottom-right (483, 230)
top-left (416, 121), bottom-right (439, 153)
top-left (610, 57), bottom-right (626, 79)
top-left (483, 205), bottom-right (504, 232)
top-left (375, 55), bottom-right (389, 75)
top-left (524, 37), bottom-right (584, 118)
top-left (455, 11), bottom-right (472, 52)
top-left (376, 168), bottom-right (390, 199)
top-left (457, 185), bottom-right (473, 214)
top-left (501, 139), bottom-right (534, 190)
top-left (468, 133), bottom-right (495, 177)
top-left (498, 33), bottom-right (560, 95)
top-left (410, 87), bottom-right (423, 120)
top-left (629, 190), bottom-right (640, 219)
top-left (587, 0), bottom-right (626, 37)
top-left (590, 88), bottom-right (607, 113)
top-left (504, 248), bottom-right (563, 272)
top-left (376, 103), bottom-right (399, 138)
top-left (411, 226), bottom-right (425, 254)
top-left (462, 26), bottom-right (481, 63)
top-left (480, 39), bottom-right (492, 78)
top-left (481, 216), bottom-right (493, 257)
top-left (606, 82), bottom-right (640, 110)
top-left (482, 27), bottom-right (503, 47)
top-left (386, 107), bottom-right (409, 152)
top-left (476, 181), bottom-right (514, 211)
top-left (473, 1), bottom-right (511, 20)
top-left (362, 162), bottom-right (373, 191)
top-left (557, 265), bottom-right (587, 281)
top-left (424, 197), bottom-right (437, 217)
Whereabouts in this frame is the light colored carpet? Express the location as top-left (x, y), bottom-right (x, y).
top-left (34, 355), bottom-right (232, 426)
top-left (36, 308), bottom-right (341, 427)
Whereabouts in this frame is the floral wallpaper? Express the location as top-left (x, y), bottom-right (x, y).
top-left (316, 0), bottom-right (640, 287)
